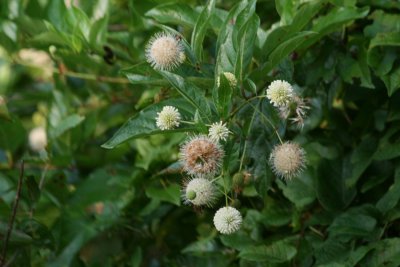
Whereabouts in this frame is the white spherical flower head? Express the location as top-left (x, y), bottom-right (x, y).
top-left (180, 135), bottom-right (224, 177)
top-left (183, 177), bottom-right (217, 207)
top-left (156, 106), bottom-right (181, 130)
top-left (145, 32), bottom-right (185, 71)
top-left (29, 127), bottom-right (47, 152)
top-left (217, 72), bottom-right (237, 88)
top-left (266, 80), bottom-right (294, 107)
top-left (213, 207), bottom-right (242, 234)
top-left (208, 121), bottom-right (230, 142)
top-left (269, 142), bottom-right (306, 180)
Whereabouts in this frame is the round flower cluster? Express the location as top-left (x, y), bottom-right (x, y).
top-left (213, 207), bottom-right (242, 234)
top-left (269, 142), bottom-right (306, 180)
top-left (208, 121), bottom-right (230, 142)
top-left (266, 80), bottom-right (294, 107)
top-left (145, 32), bottom-right (185, 71)
top-left (180, 135), bottom-right (224, 177)
top-left (183, 177), bottom-right (217, 207)
top-left (29, 127), bottom-right (47, 152)
top-left (156, 106), bottom-right (181, 130)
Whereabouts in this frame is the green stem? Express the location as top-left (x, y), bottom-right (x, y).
top-left (220, 171), bottom-right (229, 207)
top-left (239, 99), bottom-right (261, 172)
top-left (229, 95), bottom-right (267, 120)
top-left (180, 120), bottom-right (196, 125)
top-left (247, 101), bottom-right (284, 144)
top-left (13, 59), bottom-right (130, 84)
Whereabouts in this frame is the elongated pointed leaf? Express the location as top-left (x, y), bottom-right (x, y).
top-left (191, 0), bottom-right (216, 61)
top-left (159, 71), bottom-right (211, 121)
top-left (239, 241), bottom-right (297, 263)
top-left (102, 99), bottom-right (195, 149)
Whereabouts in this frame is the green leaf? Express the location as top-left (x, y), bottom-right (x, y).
top-left (220, 232), bottom-right (255, 251)
top-left (261, 1), bottom-right (323, 59)
top-left (328, 205), bottom-right (378, 239)
top-left (376, 166), bottom-right (400, 214)
top-left (131, 247), bottom-right (142, 267)
top-left (101, 98), bottom-right (195, 149)
top-left (122, 63), bottom-right (213, 88)
top-left (239, 241), bottom-right (297, 263)
top-left (69, 169), bottom-right (133, 208)
top-left (373, 126), bottom-right (400, 160)
top-left (367, 32), bottom-right (400, 96)
top-left (258, 31), bottom-right (317, 75)
top-left (146, 3), bottom-right (198, 28)
top-left (48, 0), bottom-right (67, 31)
top-left (275, 0), bottom-right (295, 25)
top-left (381, 66), bottom-right (400, 96)
top-left (368, 32), bottom-right (400, 55)
top-left (234, 14), bottom-right (259, 83)
top-left (314, 237), bottom-right (350, 266)
top-left (0, 221), bottom-right (33, 244)
top-left (145, 183), bottom-right (181, 206)
top-left (261, 197), bottom-right (292, 227)
top-left (0, 97), bottom-right (11, 121)
top-left (316, 159), bottom-right (356, 212)
top-left (48, 228), bottom-right (97, 267)
top-left (360, 238), bottom-right (400, 267)
top-left (122, 62), bottom-right (166, 86)
top-left (216, 73), bottom-right (233, 118)
top-left (290, 1), bottom-right (324, 31)
top-left (298, 6), bottom-right (370, 50)
top-left (276, 169), bottom-right (316, 209)
top-left (215, 1), bottom-right (250, 74)
top-left (0, 117), bottom-right (26, 152)
top-left (65, 7), bottom-right (91, 41)
top-left (346, 135), bottom-right (378, 187)
top-left (89, 16), bottom-right (108, 48)
top-left (51, 114), bottom-right (85, 138)
top-left (159, 71), bottom-right (211, 121)
top-left (364, 10), bottom-right (400, 38)
top-left (191, 0), bottom-right (215, 61)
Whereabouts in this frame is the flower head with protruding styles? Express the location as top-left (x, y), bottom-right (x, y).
top-left (29, 127), bottom-right (47, 152)
top-left (208, 121), bottom-right (230, 142)
top-left (269, 142), bottom-right (306, 180)
top-left (145, 32), bottom-right (185, 71)
top-left (183, 177), bottom-right (217, 207)
top-left (217, 72), bottom-right (237, 88)
top-left (278, 96), bottom-right (310, 130)
top-left (180, 135), bottom-right (224, 177)
top-left (156, 106), bottom-right (181, 130)
top-left (266, 80), bottom-right (294, 107)
top-left (213, 207), bottom-right (242, 234)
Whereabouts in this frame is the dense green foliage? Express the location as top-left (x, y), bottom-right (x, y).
top-left (1, 0), bottom-right (400, 266)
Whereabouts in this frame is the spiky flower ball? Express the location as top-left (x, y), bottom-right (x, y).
top-left (217, 72), bottom-right (237, 88)
top-left (208, 121), bottom-right (230, 142)
top-left (145, 32), bottom-right (185, 71)
top-left (29, 127), bottom-right (47, 152)
top-left (183, 177), bottom-right (217, 207)
top-left (156, 106), bottom-right (181, 130)
top-left (213, 207), bottom-right (242, 234)
top-left (180, 135), bottom-right (224, 177)
top-left (269, 142), bottom-right (306, 180)
top-left (266, 80), bottom-right (294, 107)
